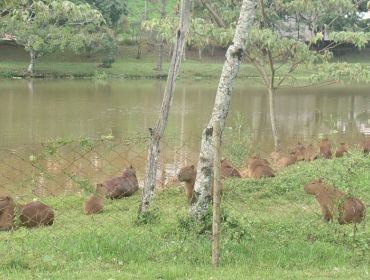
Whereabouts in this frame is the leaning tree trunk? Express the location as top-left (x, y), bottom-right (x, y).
top-left (27, 49), bottom-right (36, 76)
top-left (139, 0), bottom-right (191, 215)
top-left (268, 87), bottom-right (279, 151)
top-left (189, 0), bottom-right (256, 220)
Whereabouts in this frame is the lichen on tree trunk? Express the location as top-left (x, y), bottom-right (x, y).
top-left (189, 0), bottom-right (256, 220)
top-left (138, 0), bottom-right (191, 215)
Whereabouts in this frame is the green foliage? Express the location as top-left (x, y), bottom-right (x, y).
top-left (0, 0), bottom-right (115, 73)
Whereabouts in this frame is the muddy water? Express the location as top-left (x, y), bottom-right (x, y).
top-left (0, 80), bottom-right (369, 196)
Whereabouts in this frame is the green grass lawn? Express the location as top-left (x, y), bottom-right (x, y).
top-left (1, 151), bottom-right (369, 279)
top-left (0, 45), bottom-right (369, 82)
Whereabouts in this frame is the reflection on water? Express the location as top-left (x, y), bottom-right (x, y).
top-left (0, 79), bottom-right (369, 195)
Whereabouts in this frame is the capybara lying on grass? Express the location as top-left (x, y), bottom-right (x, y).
top-left (84, 183), bottom-right (105, 215)
top-left (221, 159), bottom-right (241, 178)
top-left (335, 143), bottom-right (349, 158)
top-left (20, 201), bottom-right (54, 228)
top-left (270, 151), bottom-right (297, 169)
top-left (360, 138), bottom-right (370, 154)
top-left (0, 196), bottom-right (15, 231)
top-left (241, 155), bottom-right (274, 178)
top-left (102, 165), bottom-right (139, 199)
top-left (304, 179), bottom-right (365, 224)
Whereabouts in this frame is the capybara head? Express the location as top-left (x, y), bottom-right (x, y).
top-left (177, 165), bottom-right (196, 182)
top-left (122, 165), bottom-right (137, 177)
top-left (304, 179), bottom-right (325, 195)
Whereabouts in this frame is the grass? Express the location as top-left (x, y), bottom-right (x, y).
top-left (1, 151), bottom-right (369, 279)
top-left (0, 45), bottom-right (369, 81)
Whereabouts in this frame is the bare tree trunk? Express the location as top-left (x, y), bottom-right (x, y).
top-left (268, 87), bottom-right (279, 151)
top-left (27, 49), bottom-right (36, 76)
top-left (189, 0), bottom-right (256, 219)
top-left (212, 120), bottom-right (222, 267)
top-left (138, 0), bottom-right (191, 215)
top-left (198, 48), bottom-right (203, 61)
top-left (156, 0), bottom-right (167, 75)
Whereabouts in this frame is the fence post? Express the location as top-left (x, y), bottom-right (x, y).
top-left (212, 120), bottom-right (222, 267)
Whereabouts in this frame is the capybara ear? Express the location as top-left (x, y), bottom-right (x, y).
top-left (130, 164), bottom-right (133, 168)
top-left (318, 178), bottom-right (323, 183)
top-left (190, 165), bottom-right (195, 169)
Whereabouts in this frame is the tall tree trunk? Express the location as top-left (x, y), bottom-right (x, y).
top-left (157, 0), bottom-right (167, 75)
top-left (27, 49), bottom-right (36, 76)
top-left (138, 0), bottom-right (191, 215)
top-left (189, 0), bottom-right (256, 220)
top-left (268, 87), bottom-right (279, 151)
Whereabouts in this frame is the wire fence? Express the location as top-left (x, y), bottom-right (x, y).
top-left (0, 131), bottom-right (369, 272)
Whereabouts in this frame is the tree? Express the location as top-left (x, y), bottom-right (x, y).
top-left (190, 0), bottom-right (256, 220)
top-left (244, 0), bottom-right (369, 150)
top-left (0, 0), bottom-right (113, 75)
top-left (138, 0), bottom-right (191, 215)
top-left (71, 0), bottom-right (128, 27)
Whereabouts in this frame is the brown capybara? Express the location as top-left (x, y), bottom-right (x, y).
top-left (360, 138), bottom-right (370, 154)
top-left (304, 179), bottom-right (365, 224)
top-left (177, 165), bottom-right (196, 203)
top-left (319, 139), bottom-right (332, 159)
top-left (270, 151), bottom-right (297, 169)
top-left (335, 143), bottom-right (349, 158)
top-left (20, 201), bottom-right (54, 228)
top-left (221, 159), bottom-right (241, 178)
top-left (177, 165), bottom-right (223, 203)
top-left (0, 196), bottom-right (15, 231)
top-left (303, 144), bottom-right (318, 161)
top-left (83, 183), bottom-right (105, 215)
top-left (102, 165), bottom-right (139, 199)
top-left (243, 155), bottom-right (274, 179)
top-left (292, 142), bottom-right (306, 161)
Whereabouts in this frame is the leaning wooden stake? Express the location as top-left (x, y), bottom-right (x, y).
top-left (138, 0), bottom-right (191, 215)
top-left (212, 120), bottom-right (222, 267)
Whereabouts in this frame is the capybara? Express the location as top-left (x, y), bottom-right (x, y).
top-left (319, 139), bottom-right (332, 159)
top-left (304, 179), bottom-right (365, 224)
top-left (20, 201), bottom-right (54, 228)
top-left (243, 155), bottom-right (274, 178)
top-left (292, 142), bottom-right (306, 161)
top-left (102, 165), bottom-right (139, 199)
top-left (177, 165), bottom-right (223, 202)
top-left (221, 159), bottom-right (241, 178)
top-left (270, 151), bottom-right (297, 169)
top-left (303, 144), bottom-right (318, 161)
top-left (177, 165), bottom-right (196, 203)
top-left (0, 196), bottom-right (15, 231)
top-left (83, 183), bottom-right (105, 215)
top-left (360, 138), bottom-right (370, 154)
top-left (335, 143), bottom-right (349, 158)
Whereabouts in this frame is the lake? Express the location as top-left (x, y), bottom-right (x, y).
top-left (0, 79), bottom-right (369, 195)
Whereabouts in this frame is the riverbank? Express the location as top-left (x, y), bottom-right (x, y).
top-left (1, 152), bottom-right (369, 279)
top-left (0, 46), bottom-right (369, 81)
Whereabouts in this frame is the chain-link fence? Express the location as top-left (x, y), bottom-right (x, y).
top-left (1, 132), bottom-right (369, 276)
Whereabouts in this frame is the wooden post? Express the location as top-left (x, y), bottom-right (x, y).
top-left (212, 120), bottom-right (222, 267)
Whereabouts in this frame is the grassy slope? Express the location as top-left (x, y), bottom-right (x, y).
top-left (1, 152), bottom-right (369, 279)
